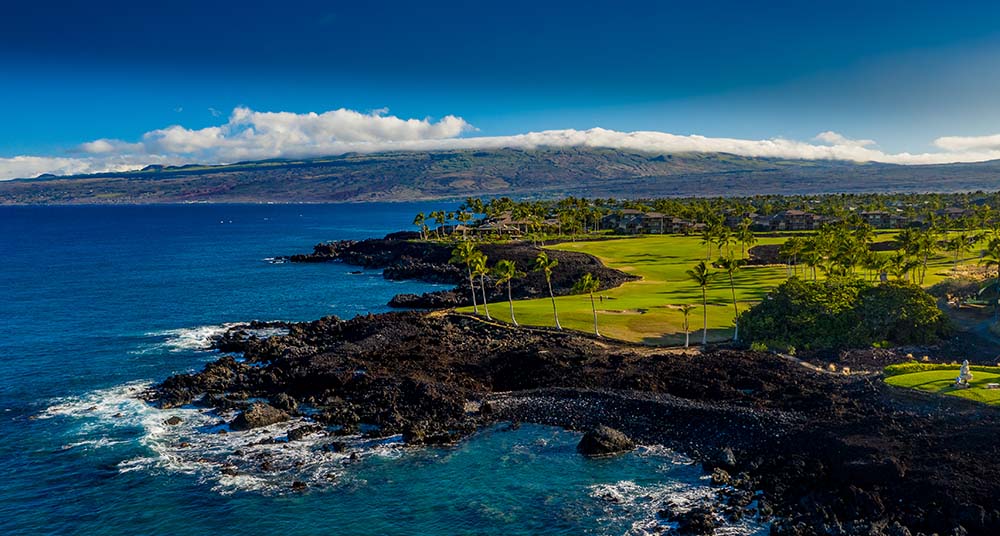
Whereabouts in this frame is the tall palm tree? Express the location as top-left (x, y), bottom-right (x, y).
top-left (449, 242), bottom-right (480, 314)
top-left (713, 256), bottom-right (741, 342)
top-left (492, 259), bottom-right (523, 326)
top-left (573, 273), bottom-right (601, 337)
top-left (531, 251), bottom-right (562, 330)
top-left (686, 261), bottom-right (714, 346)
top-left (413, 212), bottom-right (427, 240)
top-left (979, 238), bottom-right (1000, 323)
top-left (455, 210), bottom-right (472, 239)
top-left (799, 239), bottom-right (821, 281)
top-left (887, 252), bottom-right (920, 281)
top-left (779, 237), bottom-right (804, 277)
top-left (679, 304), bottom-right (695, 348)
top-left (915, 228), bottom-right (940, 284)
top-left (699, 227), bottom-right (716, 260)
top-left (715, 227), bottom-right (735, 258)
top-left (430, 210), bottom-right (447, 238)
top-left (736, 218), bottom-right (756, 259)
top-left (949, 231), bottom-right (974, 268)
top-left (470, 252), bottom-right (491, 320)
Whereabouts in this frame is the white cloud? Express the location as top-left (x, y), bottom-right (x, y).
top-left (813, 131), bottom-right (876, 148)
top-left (934, 133), bottom-right (1000, 152)
top-left (5, 106), bottom-right (1000, 181)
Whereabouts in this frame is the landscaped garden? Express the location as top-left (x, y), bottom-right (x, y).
top-left (884, 362), bottom-right (1000, 405)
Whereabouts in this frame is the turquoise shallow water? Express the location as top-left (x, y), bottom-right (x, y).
top-left (0, 204), bottom-right (765, 535)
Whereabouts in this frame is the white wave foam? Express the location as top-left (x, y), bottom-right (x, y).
top-left (150, 323), bottom-right (241, 352)
top-left (588, 477), bottom-right (769, 536)
top-left (137, 322), bottom-right (289, 354)
top-left (40, 382), bottom-right (405, 494)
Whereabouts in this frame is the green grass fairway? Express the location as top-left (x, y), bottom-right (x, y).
top-left (885, 368), bottom-right (1000, 405)
top-left (459, 232), bottom-right (989, 345)
top-left (464, 235), bottom-right (790, 344)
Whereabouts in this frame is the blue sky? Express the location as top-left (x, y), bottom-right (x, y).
top-left (4, 0), bottom-right (1000, 178)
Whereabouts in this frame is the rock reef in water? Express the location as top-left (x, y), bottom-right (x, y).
top-left (229, 403), bottom-right (290, 431)
top-left (576, 425), bottom-right (635, 456)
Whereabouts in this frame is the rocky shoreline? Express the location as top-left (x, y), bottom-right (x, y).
top-left (148, 310), bottom-right (1000, 535)
top-left (284, 233), bottom-right (638, 308)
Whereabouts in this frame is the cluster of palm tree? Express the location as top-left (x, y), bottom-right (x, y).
top-left (450, 243), bottom-right (578, 332)
top-left (698, 219), bottom-right (757, 260)
top-left (414, 210), bottom-right (475, 240)
top-left (680, 256), bottom-right (743, 347)
top-left (978, 237), bottom-right (1000, 323)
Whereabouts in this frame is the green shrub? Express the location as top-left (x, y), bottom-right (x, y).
top-left (749, 341), bottom-right (768, 352)
top-left (739, 278), bottom-right (952, 352)
top-left (856, 281), bottom-right (952, 345)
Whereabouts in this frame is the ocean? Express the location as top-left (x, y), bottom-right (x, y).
top-left (0, 203), bottom-right (765, 535)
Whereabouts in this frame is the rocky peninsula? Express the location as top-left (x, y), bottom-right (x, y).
top-left (284, 232), bottom-right (637, 308)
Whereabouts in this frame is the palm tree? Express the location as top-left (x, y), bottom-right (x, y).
top-left (678, 304), bottom-right (695, 348)
top-left (531, 251), bottom-right (562, 330)
top-left (736, 218), bottom-right (756, 259)
top-left (573, 273), bottom-right (601, 337)
top-left (449, 242), bottom-right (480, 314)
top-left (686, 261), bottom-right (714, 346)
top-left (779, 237), bottom-right (804, 277)
top-left (470, 252), bottom-right (491, 320)
top-left (979, 238), bottom-right (1000, 323)
top-left (949, 232), bottom-right (974, 268)
top-left (492, 259), bottom-right (523, 326)
top-left (713, 256), bottom-right (741, 342)
top-left (887, 252), bottom-right (920, 281)
top-left (413, 212), bottom-right (427, 240)
top-left (455, 210), bottom-right (472, 239)
top-left (430, 210), bottom-right (447, 238)
top-left (699, 227), bottom-right (716, 260)
top-left (715, 227), bottom-right (735, 258)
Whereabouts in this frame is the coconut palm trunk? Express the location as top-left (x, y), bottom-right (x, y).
top-left (479, 273), bottom-right (491, 320)
top-left (467, 269), bottom-right (479, 314)
top-left (547, 278), bottom-right (562, 330)
top-left (700, 287), bottom-right (708, 346)
top-left (589, 291), bottom-right (600, 337)
top-left (507, 279), bottom-right (517, 326)
top-left (728, 272), bottom-right (739, 342)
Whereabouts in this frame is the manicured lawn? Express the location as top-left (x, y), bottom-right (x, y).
top-left (459, 232), bottom-right (990, 345)
top-left (463, 234), bottom-right (790, 344)
top-left (885, 368), bottom-right (1000, 405)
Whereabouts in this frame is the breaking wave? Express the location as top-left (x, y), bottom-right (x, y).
top-left (40, 382), bottom-right (403, 494)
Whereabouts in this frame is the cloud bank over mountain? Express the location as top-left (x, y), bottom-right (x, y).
top-left (4, 106), bottom-right (1000, 180)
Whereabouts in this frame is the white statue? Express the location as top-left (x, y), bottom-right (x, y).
top-left (955, 360), bottom-right (973, 388)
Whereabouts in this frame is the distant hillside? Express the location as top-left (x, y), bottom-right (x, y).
top-left (2, 147), bottom-right (1000, 204)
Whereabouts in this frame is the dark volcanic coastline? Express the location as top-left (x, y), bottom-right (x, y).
top-left (284, 232), bottom-right (638, 309)
top-left (150, 311), bottom-right (1000, 536)
top-left (145, 236), bottom-right (1000, 535)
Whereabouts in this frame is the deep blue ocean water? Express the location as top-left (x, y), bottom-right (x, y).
top-left (0, 204), bottom-right (765, 536)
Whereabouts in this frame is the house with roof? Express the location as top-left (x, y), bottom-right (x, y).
top-left (769, 210), bottom-right (825, 231)
top-left (859, 210), bottom-right (910, 229)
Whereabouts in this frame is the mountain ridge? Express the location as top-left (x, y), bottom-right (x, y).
top-left (2, 147), bottom-right (998, 204)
